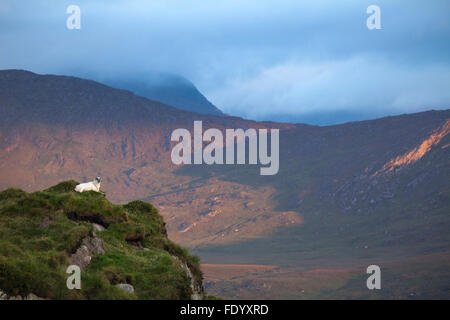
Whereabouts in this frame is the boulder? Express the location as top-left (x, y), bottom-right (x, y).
top-left (115, 283), bottom-right (134, 293)
top-left (92, 223), bottom-right (106, 232)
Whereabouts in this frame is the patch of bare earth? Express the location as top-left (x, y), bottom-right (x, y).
top-left (152, 178), bottom-right (303, 246)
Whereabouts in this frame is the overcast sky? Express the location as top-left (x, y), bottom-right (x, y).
top-left (1, 0), bottom-right (449, 122)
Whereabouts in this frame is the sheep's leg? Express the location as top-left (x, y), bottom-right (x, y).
top-left (97, 186), bottom-right (105, 195)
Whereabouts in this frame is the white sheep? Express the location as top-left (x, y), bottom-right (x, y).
top-left (74, 176), bottom-right (102, 193)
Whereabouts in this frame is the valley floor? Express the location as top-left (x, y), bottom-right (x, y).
top-left (201, 251), bottom-right (450, 299)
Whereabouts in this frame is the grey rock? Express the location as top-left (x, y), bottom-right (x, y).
top-left (0, 290), bottom-right (45, 300)
top-left (82, 235), bottom-right (106, 255)
top-left (0, 290), bottom-right (7, 300)
top-left (115, 283), bottom-right (134, 293)
top-left (25, 293), bottom-right (43, 300)
top-left (69, 245), bottom-right (92, 270)
top-left (92, 223), bottom-right (106, 232)
top-left (68, 235), bottom-right (106, 270)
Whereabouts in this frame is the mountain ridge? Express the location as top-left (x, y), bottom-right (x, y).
top-left (99, 72), bottom-right (225, 116)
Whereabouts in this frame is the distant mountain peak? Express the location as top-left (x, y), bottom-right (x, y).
top-left (91, 72), bottom-right (224, 116)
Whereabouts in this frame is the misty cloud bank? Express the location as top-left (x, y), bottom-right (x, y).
top-left (0, 0), bottom-right (449, 124)
top-left (209, 57), bottom-right (450, 122)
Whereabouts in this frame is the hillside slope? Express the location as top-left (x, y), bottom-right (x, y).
top-left (0, 69), bottom-right (449, 299)
top-left (0, 181), bottom-right (203, 300)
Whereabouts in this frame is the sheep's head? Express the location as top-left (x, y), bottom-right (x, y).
top-left (95, 176), bottom-right (101, 183)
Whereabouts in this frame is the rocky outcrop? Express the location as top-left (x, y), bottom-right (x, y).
top-left (172, 255), bottom-right (204, 300)
top-left (69, 232), bottom-right (106, 270)
top-left (0, 290), bottom-right (44, 300)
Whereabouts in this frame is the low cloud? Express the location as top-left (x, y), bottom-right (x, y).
top-left (209, 57), bottom-right (450, 120)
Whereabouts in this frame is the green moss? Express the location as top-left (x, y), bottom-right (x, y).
top-left (0, 181), bottom-right (204, 300)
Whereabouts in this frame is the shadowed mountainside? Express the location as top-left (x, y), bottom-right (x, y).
top-left (95, 72), bottom-right (224, 116)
